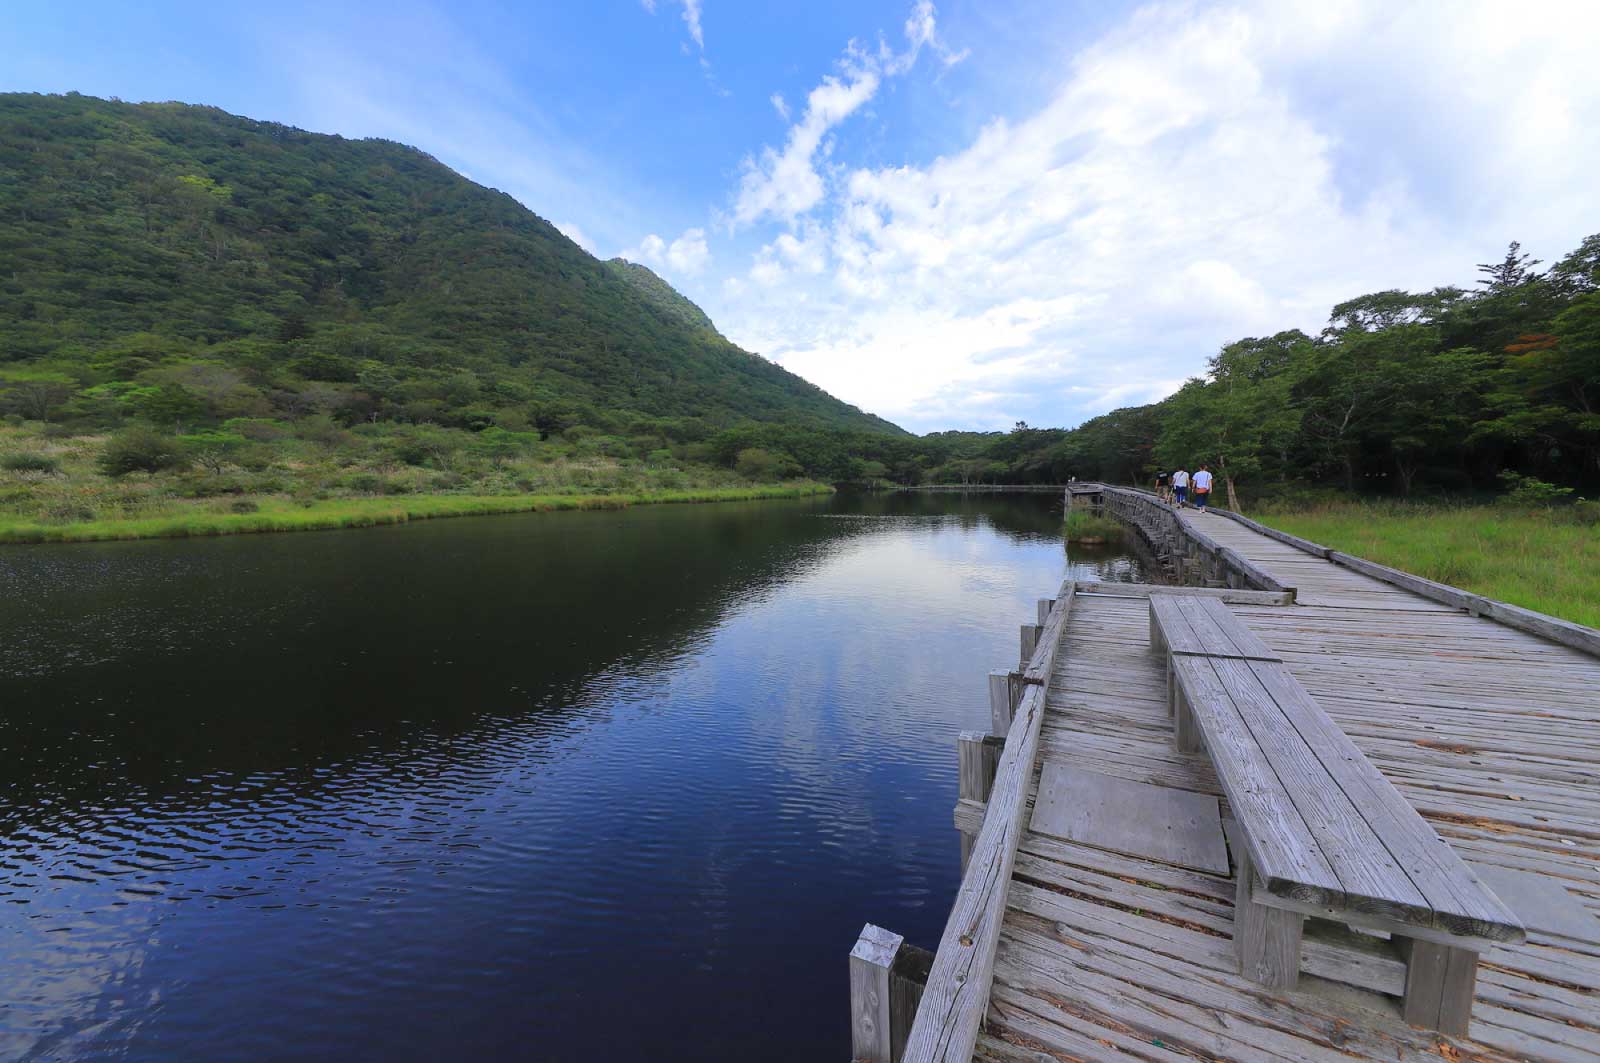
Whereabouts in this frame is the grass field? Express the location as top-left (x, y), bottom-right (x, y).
top-left (0, 421), bottom-right (838, 545)
top-left (0, 484), bottom-right (832, 545)
top-left (1253, 501), bottom-right (1600, 629)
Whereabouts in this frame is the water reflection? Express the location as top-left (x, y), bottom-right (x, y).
top-left (0, 492), bottom-right (1142, 1061)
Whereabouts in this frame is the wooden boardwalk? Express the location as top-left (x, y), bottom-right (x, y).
top-left (961, 509), bottom-right (1600, 1062)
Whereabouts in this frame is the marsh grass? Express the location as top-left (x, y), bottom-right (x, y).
top-left (0, 485), bottom-right (833, 544)
top-left (1253, 500), bottom-right (1600, 628)
top-left (0, 423), bottom-right (832, 544)
top-left (1063, 509), bottom-right (1124, 543)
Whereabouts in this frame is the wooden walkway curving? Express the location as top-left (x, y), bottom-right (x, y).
top-left (964, 509), bottom-right (1600, 1063)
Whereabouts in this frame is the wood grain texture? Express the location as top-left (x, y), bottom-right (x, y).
top-left (1028, 763), bottom-right (1229, 874)
top-left (850, 923), bottom-right (903, 1062)
top-left (907, 506), bottom-right (1600, 1062)
top-left (1233, 837), bottom-right (1304, 989)
top-left (900, 588), bottom-right (1075, 1063)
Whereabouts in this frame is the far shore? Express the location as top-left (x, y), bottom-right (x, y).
top-left (0, 483), bottom-right (834, 546)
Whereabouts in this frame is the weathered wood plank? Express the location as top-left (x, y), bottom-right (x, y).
top-left (1169, 655), bottom-right (1346, 906)
top-left (1208, 657), bottom-right (1433, 925)
top-left (850, 923), bottom-right (902, 1062)
top-left (1028, 764), bottom-right (1229, 874)
top-left (1242, 659), bottom-right (1525, 943)
top-left (901, 588), bottom-right (1075, 1063)
top-left (1072, 580), bottom-right (1295, 605)
top-left (1233, 837), bottom-right (1304, 989)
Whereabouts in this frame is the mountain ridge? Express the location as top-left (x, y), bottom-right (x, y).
top-left (0, 91), bottom-right (904, 436)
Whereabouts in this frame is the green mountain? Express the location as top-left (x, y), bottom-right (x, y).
top-left (0, 92), bottom-right (902, 436)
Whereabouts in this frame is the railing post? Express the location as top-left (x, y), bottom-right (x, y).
top-left (957, 731), bottom-right (1003, 869)
top-left (988, 669), bottom-right (1011, 737)
top-left (1019, 623), bottom-right (1041, 667)
top-left (851, 924), bottom-right (902, 1062)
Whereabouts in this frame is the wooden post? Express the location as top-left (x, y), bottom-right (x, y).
top-left (851, 924), bottom-right (903, 1062)
top-left (1036, 598), bottom-right (1053, 626)
top-left (988, 669), bottom-right (1012, 737)
top-left (1400, 938), bottom-right (1479, 1036)
top-left (958, 731), bottom-right (1002, 870)
top-left (1234, 845), bottom-right (1303, 990)
top-left (1174, 681), bottom-right (1201, 752)
top-left (888, 943), bottom-right (933, 1063)
top-left (1019, 623), bottom-right (1041, 667)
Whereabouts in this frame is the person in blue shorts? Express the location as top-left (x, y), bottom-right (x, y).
top-left (1192, 465), bottom-right (1214, 510)
top-left (1171, 467), bottom-right (1189, 507)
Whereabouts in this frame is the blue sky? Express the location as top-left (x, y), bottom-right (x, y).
top-left (8, 1), bottom-right (1599, 433)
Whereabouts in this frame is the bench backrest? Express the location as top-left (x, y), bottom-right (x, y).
top-left (1150, 594), bottom-right (1281, 661)
top-left (1172, 653), bottom-right (1523, 943)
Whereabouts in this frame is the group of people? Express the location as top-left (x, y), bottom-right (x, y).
top-left (1154, 465), bottom-right (1215, 510)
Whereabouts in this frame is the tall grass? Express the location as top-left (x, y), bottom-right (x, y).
top-left (1253, 500), bottom-right (1600, 629)
top-left (1062, 509), bottom-right (1123, 542)
top-left (0, 485), bottom-right (833, 545)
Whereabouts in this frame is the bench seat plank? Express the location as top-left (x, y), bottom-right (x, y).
top-left (1206, 657), bottom-right (1430, 924)
top-left (1170, 656), bottom-right (1344, 906)
top-left (1150, 594), bottom-right (1280, 661)
top-left (1175, 596), bottom-right (1281, 661)
top-left (1173, 653), bottom-right (1524, 943)
top-left (1245, 661), bottom-right (1524, 943)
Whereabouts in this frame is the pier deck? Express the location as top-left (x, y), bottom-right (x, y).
top-left (961, 510), bottom-right (1599, 1062)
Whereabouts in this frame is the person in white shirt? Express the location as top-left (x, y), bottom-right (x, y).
top-left (1171, 468), bottom-right (1189, 506)
top-left (1192, 465), bottom-right (1214, 510)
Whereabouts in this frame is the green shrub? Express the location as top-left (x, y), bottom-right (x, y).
top-left (229, 498), bottom-right (259, 514)
top-left (99, 427), bottom-right (190, 477)
top-left (1063, 509), bottom-right (1123, 542)
top-left (1, 451), bottom-right (60, 474)
top-left (734, 447), bottom-right (800, 480)
top-left (1495, 471), bottom-right (1574, 507)
top-left (1564, 499), bottom-right (1600, 526)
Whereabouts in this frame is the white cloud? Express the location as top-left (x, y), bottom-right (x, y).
top-left (624, 227), bottom-right (711, 276)
top-left (733, 63), bottom-right (881, 227)
top-left (770, 92), bottom-right (789, 121)
top-left (894, 0), bottom-right (967, 72)
top-left (681, 0), bottom-right (704, 50)
top-left (642, 0), bottom-right (704, 51)
top-left (731, 3), bottom-right (959, 228)
top-left (668, 228), bottom-right (711, 274)
top-left (554, 221), bottom-right (596, 254)
top-left (706, 0), bottom-right (1600, 432)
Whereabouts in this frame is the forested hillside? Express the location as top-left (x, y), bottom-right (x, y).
top-left (0, 92), bottom-right (897, 438)
top-left (854, 236), bottom-right (1600, 503)
top-left (2, 92), bottom-right (1596, 533)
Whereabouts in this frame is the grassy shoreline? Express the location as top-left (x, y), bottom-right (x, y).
top-left (0, 483), bottom-right (833, 545)
top-left (1251, 501), bottom-right (1599, 629)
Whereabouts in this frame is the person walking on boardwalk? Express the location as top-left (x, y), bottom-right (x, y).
top-left (1171, 467), bottom-right (1189, 507)
top-left (1192, 464), bottom-right (1214, 510)
top-left (1155, 469), bottom-right (1169, 502)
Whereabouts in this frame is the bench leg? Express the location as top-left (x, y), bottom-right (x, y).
top-left (1233, 846), bottom-right (1302, 990)
top-left (1174, 681), bottom-right (1201, 753)
top-left (1400, 938), bottom-right (1478, 1037)
top-left (1166, 656), bottom-right (1175, 719)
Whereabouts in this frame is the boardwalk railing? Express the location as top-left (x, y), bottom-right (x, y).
top-left (897, 581), bottom-right (1072, 1063)
top-left (1210, 507), bottom-right (1600, 658)
top-left (847, 581), bottom-right (1073, 1063)
top-left (1073, 484), bottom-right (1294, 598)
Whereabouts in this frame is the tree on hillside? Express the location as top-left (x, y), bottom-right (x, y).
top-left (1156, 332), bottom-right (1307, 509)
top-left (1476, 241), bottom-right (1541, 292)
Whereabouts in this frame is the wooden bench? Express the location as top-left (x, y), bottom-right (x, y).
top-left (1148, 594), bottom-right (1281, 746)
top-left (1150, 596), bottom-right (1525, 1035)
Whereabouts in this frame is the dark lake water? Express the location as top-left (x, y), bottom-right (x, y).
top-left (0, 491), bottom-right (1145, 1062)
